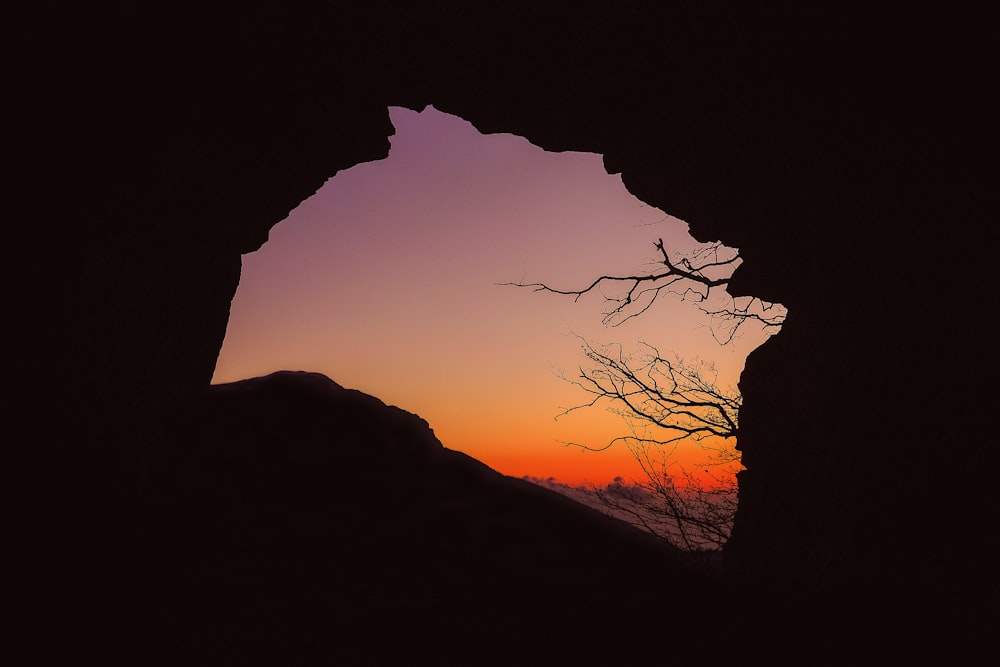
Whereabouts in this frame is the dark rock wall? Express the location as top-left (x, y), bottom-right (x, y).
top-left (24, 1), bottom-right (996, 655)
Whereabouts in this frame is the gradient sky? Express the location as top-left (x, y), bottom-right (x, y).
top-left (212, 105), bottom-right (778, 487)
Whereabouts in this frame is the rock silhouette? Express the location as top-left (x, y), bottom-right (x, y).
top-left (129, 371), bottom-right (723, 664)
top-left (16, 2), bottom-right (996, 664)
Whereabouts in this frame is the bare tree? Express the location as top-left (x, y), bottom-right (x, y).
top-left (559, 341), bottom-right (741, 553)
top-left (507, 237), bottom-right (784, 553)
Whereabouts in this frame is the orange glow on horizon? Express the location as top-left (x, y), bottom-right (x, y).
top-left (212, 105), bottom-right (777, 490)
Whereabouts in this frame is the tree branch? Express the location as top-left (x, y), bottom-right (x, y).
top-left (500, 238), bottom-right (785, 339)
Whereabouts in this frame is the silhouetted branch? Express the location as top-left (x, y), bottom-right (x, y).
top-left (590, 441), bottom-right (739, 553)
top-left (552, 341), bottom-right (742, 552)
top-left (501, 238), bottom-right (786, 341)
top-left (556, 338), bottom-right (740, 452)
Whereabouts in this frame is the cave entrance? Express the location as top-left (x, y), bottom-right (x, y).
top-left (212, 105), bottom-right (784, 549)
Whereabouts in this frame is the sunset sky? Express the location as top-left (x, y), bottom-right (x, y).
top-left (212, 105), bottom-right (779, 487)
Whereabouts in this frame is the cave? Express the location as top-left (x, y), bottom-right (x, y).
top-left (22, 3), bottom-right (996, 664)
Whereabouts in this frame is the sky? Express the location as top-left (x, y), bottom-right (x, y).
top-left (212, 105), bottom-right (779, 487)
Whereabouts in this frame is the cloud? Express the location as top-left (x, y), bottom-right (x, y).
top-left (523, 475), bottom-right (648, 523)
top-left (524, 474), bottom-right (734, 552)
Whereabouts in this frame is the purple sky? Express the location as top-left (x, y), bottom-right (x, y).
top-left (212, 105), bottom-right (777, 485)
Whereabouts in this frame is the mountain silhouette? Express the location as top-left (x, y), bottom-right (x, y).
top-left (131, 370), bottom-right (725, 664)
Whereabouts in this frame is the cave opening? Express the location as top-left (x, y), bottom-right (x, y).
top-left (211, 104), bottom-right (785, 548)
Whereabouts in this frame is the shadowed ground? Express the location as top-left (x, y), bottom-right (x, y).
top-left (131, 371), bottom-right (726, 664)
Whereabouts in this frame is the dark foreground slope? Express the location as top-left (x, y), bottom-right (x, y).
top-left (115, 371), bottom-right (724, 665)
top-left (19, 3), bottom-right (997, 663)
